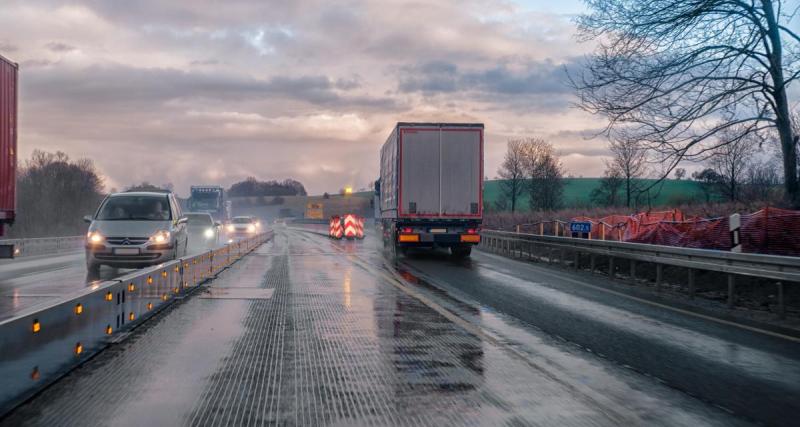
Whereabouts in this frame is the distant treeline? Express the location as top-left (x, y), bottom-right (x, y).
top-left (8, 150), bottom-right (104, 238)
top-left (227, 177), bottom-right (307, 197)
top-left (4, 151), bottom-right (310, 238)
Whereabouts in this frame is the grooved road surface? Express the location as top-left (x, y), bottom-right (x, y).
top-left (5, 227), bottom-right (793, 426)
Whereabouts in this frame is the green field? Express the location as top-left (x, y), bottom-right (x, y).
top-left (320, 178), bottom-right (705, 212)
top-left (484, 178), bottom-right (705, 211)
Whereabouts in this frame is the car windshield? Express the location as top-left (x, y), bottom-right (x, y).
top-left (232, 217), bottom-right (252, 224)
top-left (186, 213), bottom-right (213, 225)
top-left (96, 196), bottom-right (171, 221)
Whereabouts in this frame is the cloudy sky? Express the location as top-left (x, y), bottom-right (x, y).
top-left (0, 0), bottom-right (608, 196)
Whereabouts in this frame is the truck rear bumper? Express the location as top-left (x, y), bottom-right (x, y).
top-left (396, 233), bottom-right (479, 247)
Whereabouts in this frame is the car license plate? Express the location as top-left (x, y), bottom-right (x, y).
top-left (114, 248), bottom-right (140, 255)
top-left (429, 228), bottom-right (447, 233)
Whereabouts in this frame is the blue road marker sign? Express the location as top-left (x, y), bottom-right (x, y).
top-left (570, 221), bottom-right (592, 234)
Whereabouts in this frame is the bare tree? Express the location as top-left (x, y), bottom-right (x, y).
top-left (674, 168), bottom-right (686, 180)
top-left (10, 150), bottom-right (105, 238)
top-left (742, 159), bottom-right (783, 202)
top-left (590, 168), bottom-right (624, 206)
top-left (607, 138), bottom-right (648, 207)
top-left (707, 130), bottom-right (758, 202)
top-left (573, 0), bottom-right (800, 205)
top-left (522, 138), bottom-right (564, 211)
top-left (497, 139), bottom-right (527, 212)
top-left (692, 168), bottom-right (723, 203)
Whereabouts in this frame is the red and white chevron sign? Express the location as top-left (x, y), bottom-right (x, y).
top-left (329, 216), bottom-right (343, 239)
top-left (356, 216), bottom-right (365, 239)
top-left (343, 214), bottom-right (358, 239)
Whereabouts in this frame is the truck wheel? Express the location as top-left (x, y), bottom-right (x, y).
top-left (451, 246), bottom-right (472, 258)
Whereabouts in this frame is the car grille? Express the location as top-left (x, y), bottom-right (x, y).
top-left (106, 237), bottom-right (149, 245)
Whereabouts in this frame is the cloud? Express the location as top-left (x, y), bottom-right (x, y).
top-left (1, 0), bottom-right (606, 195)
top-left (398, 58), bottom-right (576, 95)
top-left (0, 41), bottom-right (18, 53)
top-left (45, 41), bottom-right (77, 52)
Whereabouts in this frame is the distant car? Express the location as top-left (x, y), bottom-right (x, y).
top-left (185, 212), bottom-right (221, 248)
top-left (84, 192), bottom-right (188, 273)
top-left (226, 216), bottom-right (259, 235)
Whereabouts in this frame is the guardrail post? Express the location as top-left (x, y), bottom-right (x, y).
top-left (777, 282), bottom-right (785, 320)
top-left (727, 274), bottom-right (736, 308)
top-left (630, 260), bottom-right (636, 281)
top-left (608, 256), bottom-right (615, 278)
top-left (656, 264), bottom-right (663, 291)
top-left (590, 254), bottom-right (596, 272)
top-left (688, 269), bottom-right (695, 299)
top-left (573, 251), bottom-right (579, 270)
top-left (559, 249), bottom-right (565, 266)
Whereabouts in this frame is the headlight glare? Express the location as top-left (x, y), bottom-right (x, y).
top-left (149, 230), bottom-right (170, 244)
top-left (204, 228), bottom-right (214, 239)
top-left (87, 231), bottom-right (103, 244)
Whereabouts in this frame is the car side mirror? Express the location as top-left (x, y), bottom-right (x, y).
top-left (215, 221), bottom-right (222, 227)
top-left (83, 215), bottom-right (93, 223)
top-left (177, 217), bottom-right (188, 225)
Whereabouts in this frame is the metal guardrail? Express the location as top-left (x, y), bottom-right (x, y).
top-left (0, 236), bottom-right (85, 258)
top-left (0, 230), bottom-right (273, 416)
top-left (480, 230), bottom-right (799, 316)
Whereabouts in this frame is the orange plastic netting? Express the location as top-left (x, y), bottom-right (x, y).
top-left (571, 208), bottom-right (800, 255)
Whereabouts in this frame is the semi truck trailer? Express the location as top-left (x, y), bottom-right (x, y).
top-left (189, 185), bottom-right (225, 221)
top-left (377, 122), bottom-right (483, 257)
top-left (0, 54), bottom-right (17, 258)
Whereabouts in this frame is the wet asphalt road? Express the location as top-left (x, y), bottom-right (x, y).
top-left (394, 242), bottom-right (800, 427)
top-left (0, 236), bottom-right (232, 321)
top-left (2, 227), bottom-right (766, 426)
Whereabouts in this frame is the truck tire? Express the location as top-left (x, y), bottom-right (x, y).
top-left (451, 246), bottom-right (472, 258)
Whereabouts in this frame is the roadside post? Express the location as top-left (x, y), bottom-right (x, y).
top-left (730, 213), bottom-right (742, 253)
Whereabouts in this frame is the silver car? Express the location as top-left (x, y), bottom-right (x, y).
top-left (84, 192), bottom-right (188, 273)
top-left (225, 216), bottom-right (260, 236)
top-left (185, 212), bottom-right (221, 250)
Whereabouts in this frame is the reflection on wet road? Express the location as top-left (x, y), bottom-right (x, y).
top-left (3, 227), bottom-right (752, 426)
top-left (0, 235), bottom-right (243, 321)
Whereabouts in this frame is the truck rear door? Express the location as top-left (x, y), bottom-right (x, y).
top-left (400, 128), bottom-right (440, 216)
top-left (440, 128), bottom-right (482, 216)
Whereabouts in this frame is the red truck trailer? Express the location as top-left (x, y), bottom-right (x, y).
top-left (0, 54), bottom-right (17, 257)
top-left (378, 122), bottom-right (483, 257)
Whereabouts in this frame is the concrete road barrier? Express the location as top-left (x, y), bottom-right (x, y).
top-left (0, 231), bottom-right (273, 416)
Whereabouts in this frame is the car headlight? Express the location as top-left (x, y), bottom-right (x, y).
top-left (204, 228), bottom-right (214, 239)
top-left (149, 230), bottom-right (171, 244)
top-left (247, 224), bottom-right (256, 233)
top-left (87, 231), bottom-right (104, 244)
top-left (226, 224), bottom-right (235, 232)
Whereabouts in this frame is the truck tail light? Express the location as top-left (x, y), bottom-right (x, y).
top-left (400, 227), bottom-right (413, 234)
top-left (460, 235), bottom-right (480, 243)
top-left (466, 228), bottom-right (479, 234)
top-left (398, 234), bottom-right (420, 243)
